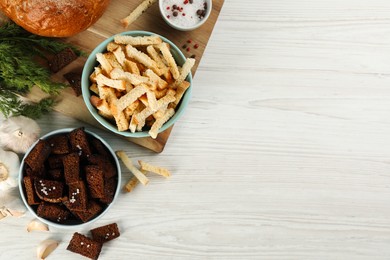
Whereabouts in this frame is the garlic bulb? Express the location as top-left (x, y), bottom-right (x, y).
top-left (0, 116), bottom-right (41, 154)
top-left (0, 148), bottom-right (26, 219)
top-left (37, 239), bottom-right (59, 260)
top-left (0, 149), bottom-right (20, 191)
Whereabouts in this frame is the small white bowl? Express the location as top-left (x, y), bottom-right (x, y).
top-left (159, 0), bottom-right (212, 31)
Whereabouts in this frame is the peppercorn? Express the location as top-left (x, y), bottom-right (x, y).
top-left (173, 11), bottom-right (178, 17)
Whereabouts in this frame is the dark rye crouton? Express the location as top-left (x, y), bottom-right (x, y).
top-left (23, 176), bottom-right (40, 205)
top-left (69, 127), bottom-right (92, 160)
top-left (67, 232), bottom-right (102, 260)
top-left (99, 177), bottom-right (117, 204)
top-left (63, 153), bottom-right (80, 185)
top-left (67, 181), bottom-right (88, 211)
top-left (34, 179), bottom-right (64, 203)
top-left (47, 134), bottom-right (71, 155)
top-left (47, 155), bottom-right (64, 170)
top-left (70, 201), bottom-right (103, 223)
top-left (90, 138), bottom-right (110, 158)
top-left (48, 169), bottom-right (63, 180)
top-left (85, 165), bottom-right (105, 199)
top-left (88, 154), bottom-right (117, 180)
top-left (91, 223), bottom-right (120, 243)
top-left (37, 202), bottom-right (70, 223)
top-left (24, 139), bottom-right (51, 173)
top-left (64, 71), bottom-right (82, 96)
top-left (48, 47), bottom-right (77, 73)
top-left (25, 164), bottom-right (45, 178)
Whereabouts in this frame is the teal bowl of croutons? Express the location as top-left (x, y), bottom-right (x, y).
top-left (81, 31), bottom-right (193, 139)
top-left (19, 127), bottom-right (121, 229)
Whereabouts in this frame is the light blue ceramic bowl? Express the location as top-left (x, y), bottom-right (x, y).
top-left (81, 31), bottom-right (192, 138)
top-left (19, 128), bottom-right (121, 229)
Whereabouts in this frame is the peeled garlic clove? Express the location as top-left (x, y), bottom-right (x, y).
top-left (7, 208), bottom-right (25, 218)
top-left (27, 220), bottom-right (49, 232)
top-left (37, 239), bottom-right (59, 260)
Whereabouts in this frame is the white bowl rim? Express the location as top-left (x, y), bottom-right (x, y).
top-left (81, 30), bottom-right (192, 138)
top-left (158, 0), bottom-right (213, 31)
top-left (18, 127), bottom-right (121, 229)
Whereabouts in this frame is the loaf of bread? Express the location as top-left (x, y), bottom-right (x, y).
top-left (0, 0), bottom-right (111, 37)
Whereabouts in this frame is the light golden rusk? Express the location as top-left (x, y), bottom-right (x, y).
top-left (138, 160), bottom-right (171, 177)
top-left (90, 35), bottom-right (194, 138)
top-left (121, 0), bottom-right (157, 28)
top-left (116, 151), bottom-right (149, 185)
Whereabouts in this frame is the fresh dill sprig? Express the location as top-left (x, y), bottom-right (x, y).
top-left (0, 22), bottom-right (85, 56)
top-left (0, 88), bottom-right (54, 119)
top-left (0, 22), bottom-right (83, 118)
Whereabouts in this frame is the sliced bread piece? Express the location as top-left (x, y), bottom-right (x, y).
top-left (46, 134), bottom-right (71, 155)
top-left (37, 202), bottom-right (70, 223)
top-left (67, 181), bottom-right (88, 212)
top-left (67, 232), bottom-right (102, 260)
top-left (63, 153), bottom-right (80, 185)
top-left (23, 176), bottom-right (40, 205)
top-left (68, 127), bottom-right (92, 160)
top-left (85, 165), bottom-right (105, 199)
top-left (65, 200), bottom-right (103, 223)
top-left (91, 223), bottom-right (120, 243)
top-left (34, 179), bottom-right (64, 203)
top-left (24, 139), bottom-right (51, 173)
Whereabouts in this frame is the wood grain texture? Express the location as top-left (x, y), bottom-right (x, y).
top-left (19, 0), bottom-right (225, 152)
top-left (2, 0), bottom-right (390, 259)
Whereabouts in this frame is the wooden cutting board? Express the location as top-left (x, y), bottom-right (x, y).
top-left (17, 0), bottom-right (225, 152)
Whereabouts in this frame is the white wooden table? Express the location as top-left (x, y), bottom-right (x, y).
top-left (2, 0), bottom-right (390, 259)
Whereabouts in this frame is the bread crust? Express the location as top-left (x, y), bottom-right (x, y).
top-left (0, 0), bottom-right (111, 37)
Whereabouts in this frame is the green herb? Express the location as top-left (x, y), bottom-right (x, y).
top-left (0, 22), bottom-right (83, 118)
top-left (0, 88), bottom-right (54, 119)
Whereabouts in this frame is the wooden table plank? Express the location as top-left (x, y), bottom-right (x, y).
top-left (20, 0), bottom-right (225, 152)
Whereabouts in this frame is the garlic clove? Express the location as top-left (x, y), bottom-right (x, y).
top-left (0, 192), bottom-right (26, 220)
top-left (37, 239), bottom-right (59, 260)
top-left (8, 209), bottom-right (25, 217)
top-left (0, 208), bottom-right (25, 220)
top-left (27, 219), bottom-right (49, 232)
top-left (0, 148), bottom-right (20, 191)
